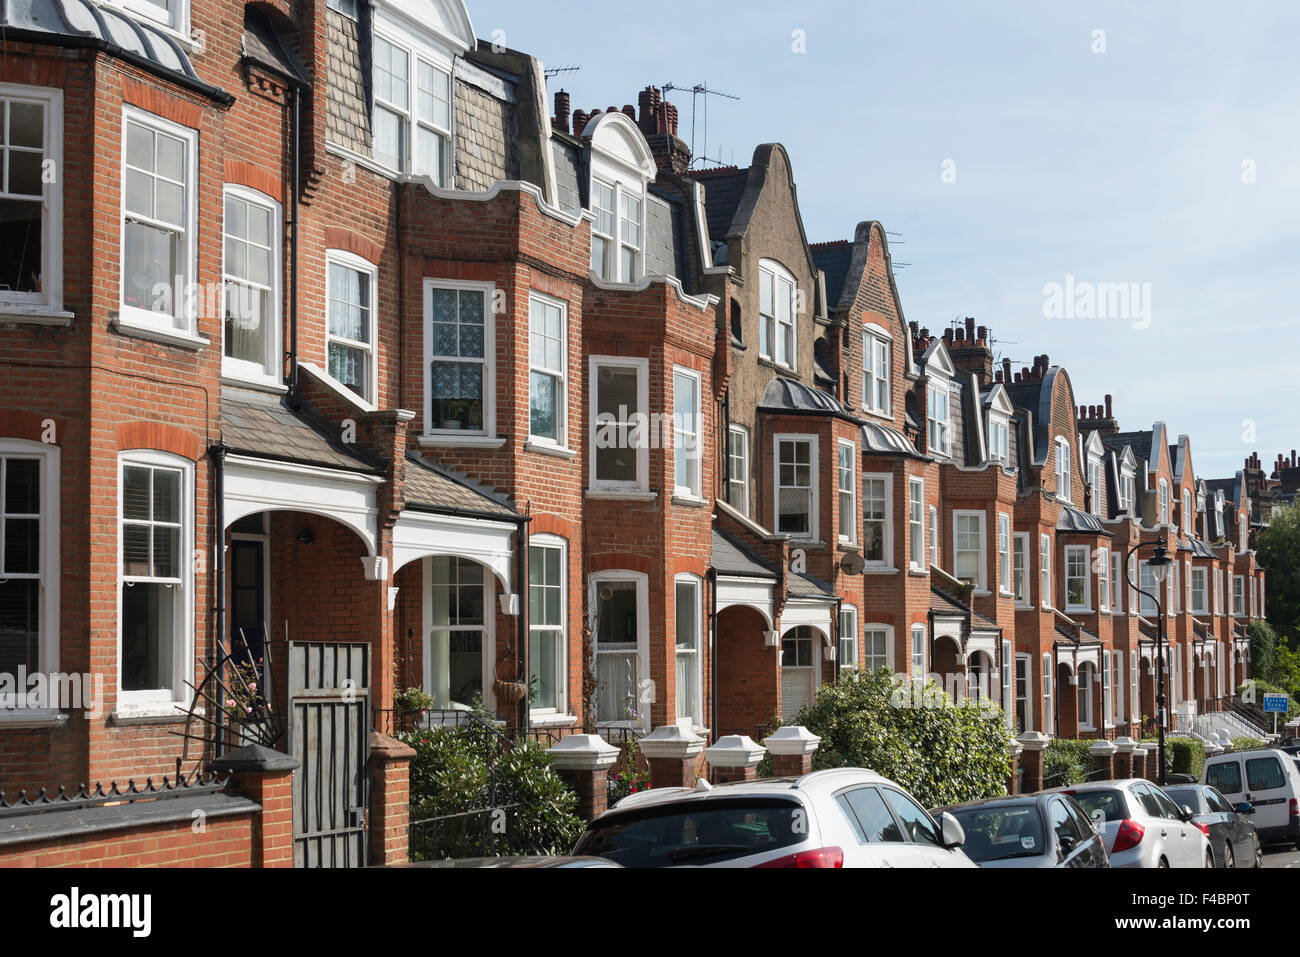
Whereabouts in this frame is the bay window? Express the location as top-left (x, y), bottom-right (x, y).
top-left (727, 425), bottom-right (749, 514)
top-left (619, 192), bottom-right (642, 281)
top-left (1088, 456), bottom-right (1102, 515)
top-left (528, 539), bottom-right (566, 714)
top-left (1065, 545), bottom-right (1089, 610)
top-left (371, 33), bottom-right (453, 185)
top-left (927, 378), bottom-right (950, 455)
top-left (929, 505), bottom-right (939, 568)
top-left (1013, 532), bottom-right (1029, 604)
top-left (862, 473), bottom-right (890, 565)
top-left (863, 626), bottom-right (889, 672)
top-left (1111, 551), bottom-right (1123, 613)
top-left (0, 85), bottom-right (62, 315)
top-left (529, 293), bottom-right (566, 445)
top-left (590, 357), bottom-right (649, 491)
top-left (908, 478), bottom-right (925, 569)
top-left (222, 187), bottom-right (281, 382)
top-left (954, 511), bottom-right (985, 588)
top-left (590, 180), bottom-right (615, 278)
top-left (673, 367), bottom-right (702, 499)
top-left (1043, 654), bottom-right (1054, 736)
top-left (1139, 561), bottom-right (1157, 616)
top-left (1040, 533), bottom-right (1052, 609)
top-left (838, 441), bottom-right (856, 543)
top-left (1191, 567), bottom-right (1207, 614)
top-left (988, 415), bottom-right (1009, 465)
top-left (1233, 575), bottom-right (1244, 616)
top-left (593, 572), bottom-right (647, 727)
top-left (0, 442), bottom-right (59, 705)
top-left (1055, 438), bottom-right (1071, 502)
top-left (675, 576), bottom-right (702, 728)
top-left (911, 623), bottom-right (926, 679)
top-left (839, 606), bottom-right (858, 672)
top-left (775, 436), bottom-right (817, 539)
top-left (997, 512), bottom-right (1011, 593)
top-left (1158, 479), bottom-right (1170, 526)
top-left (119, 453), bottom-right (193, 709)
top-left (1097, 547), bottom-right (1110, 611)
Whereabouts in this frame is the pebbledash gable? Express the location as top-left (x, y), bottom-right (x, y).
top-left (0, 0), bottom-right (1271, 867)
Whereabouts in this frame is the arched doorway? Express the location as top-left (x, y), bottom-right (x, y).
top-left (716, 604), bottom-right (777, 737)
top-left (968, 651), bottom-right (995, 702)
top-left (780, 626), bottom-right (819, 721)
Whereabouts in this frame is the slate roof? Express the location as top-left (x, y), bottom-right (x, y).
top-left (243, 8), bottom-right (309, 86)
top-left (4, 0), bottom-right (230, 101)
top-left (930, 584), bottom-right (970, 619)
top-left (221, 389), bottom-right (379, 473)
top-left (758, 378), bottom-right (854, 420)
top-left (810, 241), bottom-right (853, 308)
top-left (711, 528), bottom-right (778, 580)
top-left (403, 454), bottom-right (517, 518)
top-left (788, 571), bottom-right (835, 599)
top-left (1204, 477), bottom-right (1240, 505)
top-left (862, 421), bottom-right (928, 460)
top-left (1104, 430), bottom-right (1154, 463)
top-left (1057, 505), bottom-right (1110, 536)
top-left (686, 166), bottom-right (749, 243)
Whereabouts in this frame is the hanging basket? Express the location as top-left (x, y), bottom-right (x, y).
top-left (493, 679), bottom-right (528, 705)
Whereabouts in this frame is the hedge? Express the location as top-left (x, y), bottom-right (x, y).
top-left (1043, 739), bottom-right (1093, 789)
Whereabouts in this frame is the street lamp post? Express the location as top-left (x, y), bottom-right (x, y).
top-left (1125, 541), bottom-right (1173, 786)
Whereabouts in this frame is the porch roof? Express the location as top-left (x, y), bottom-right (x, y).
top-left (711, 528), bottom-right (778, 580)
top-left (221, 389), bottom-right (380, 474)
top-left (403, 454), bottom-right (516, 519)
top-left (1057, 505), bottom-right (1109, 535)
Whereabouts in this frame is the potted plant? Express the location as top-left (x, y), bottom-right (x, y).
top-left (492, 650), bottom-right (527, 707)
top-left (394, 687), bottom-right (436, 725)
top-left (440, 398), bottom-right (469, 431)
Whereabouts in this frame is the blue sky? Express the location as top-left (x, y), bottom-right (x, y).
top-left (474, 0), bottom-right (1300, 478)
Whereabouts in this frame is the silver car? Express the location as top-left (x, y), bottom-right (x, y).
top-left (572, 768), bottom-right (977, 868)
top-left (1045, 779), bottom-right (1212, 868)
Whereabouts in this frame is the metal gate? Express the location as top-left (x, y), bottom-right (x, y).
top-left (288, 641), bottom-right (370, 867)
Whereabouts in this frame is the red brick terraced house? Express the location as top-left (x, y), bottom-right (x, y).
top-left (0, 0), bottom-right (1273, 866)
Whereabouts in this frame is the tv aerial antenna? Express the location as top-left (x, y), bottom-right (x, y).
top-left (544, 65), bottom-right (581, 78)
top-left (663, 82), bottom-right (739, 169)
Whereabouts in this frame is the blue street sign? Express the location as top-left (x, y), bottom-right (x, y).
top-left (1263, 693), bottom-right (1289, 714)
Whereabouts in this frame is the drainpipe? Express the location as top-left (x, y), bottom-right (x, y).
top-left (517, 506), bottom-right (530, 734)
top-left (287, 87), bottom-right (302, 404)
top-left (209, 443), bottom-right (229, 760)
top-left (832, 594), bottom-right (842, 686)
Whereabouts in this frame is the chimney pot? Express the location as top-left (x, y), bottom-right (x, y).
top-left (977, 324), bottom-right (987, 342)
top-left (965, 316), bottom-right (976, 340)
top-left (572, 109), bottom-right (589, 133)
top-left (920, 327), bottom-right (930, 340)
top-left (622, 104), bottom-right (636, 120)
top-left (1105, 394), bottom-right (1112, 418)
top-left (1002, 358), bottom-right (1012, 382)
top-left (553, 90), bottom-right (571, 134)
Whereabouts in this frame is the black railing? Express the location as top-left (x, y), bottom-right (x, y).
top-left (0, 769), bottom-right (232, 817)
top-left (409, 803), bottom-right (523, 861)
top-left (713, 724), bottom-right (774, 746)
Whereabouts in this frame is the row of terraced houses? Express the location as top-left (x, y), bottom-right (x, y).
top-left (0, 0), bottom-right (1279, 865)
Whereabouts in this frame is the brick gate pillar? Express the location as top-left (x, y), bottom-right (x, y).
top-left (1131, 745), bottom-right (1150, 781)
top-left (547, 734), bottom-right (620, 821)
top-left (640, 725), bottom-right (705, 790)
top-left (368, 731), bottom-right (416, 866)
top-left (211, 744), bottom-right (300, 868)
top-left (705, 735), bottom-right (767, 784)
top-left (1089, 739), bottom-right (1117, 781)
top-left (1006, 739), bottom-right (1023, 795)
top-left (1113, 736), bottom-right (1136, 778)
top-left (764, 726), bottom-right (820, 777)
top-left (1017, 731), bottom-right (1049, 793)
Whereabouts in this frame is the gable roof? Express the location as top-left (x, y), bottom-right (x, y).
top-left (810, 241), bottom-right (853, 307)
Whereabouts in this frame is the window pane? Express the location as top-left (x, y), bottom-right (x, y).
top-left (0, 578), bottom-right (39, 684)
top-left (120, 581), bottom-right (175, 691)
top-left (841, 787), bottom-right (904, 843)
top-left (4, 458), bottom-right (39, 514)
top-left (881, 788), bottom-right (941, 846)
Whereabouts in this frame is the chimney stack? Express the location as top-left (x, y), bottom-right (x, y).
top-left (1002, 358), bottom-right (1012, 383)
top-left (1105, 394), bottom-right (1112, 419)
top-left (552, 90), bottom-right (571, 134)
top-left (965, 316), bottom-right (976, 341)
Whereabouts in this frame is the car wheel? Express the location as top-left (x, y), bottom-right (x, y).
top-left (1205, 851), bottom-right (1214, 869)
top-left (1254, 848), bottom-right (1264, 869)
top-left (1222, 845), bottom-right (1233, 869)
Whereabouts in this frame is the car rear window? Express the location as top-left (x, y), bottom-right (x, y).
top-left (1206, 761), bottom-right (1243, 794)
top-left (1246, 757), bottom-right (1285, 792)
top-left (1070, 789), bottom-right (1127, 824)
top-left (572, 797), bottom-right (806, 867)
top-left (1163, 787), bottom-right (1203, 812)
top-left (949, 805), bottom-right (1046, 863)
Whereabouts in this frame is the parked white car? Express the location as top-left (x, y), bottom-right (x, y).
top-left (1046, 779), bottom-right (1213, 868)
top-left (571, 768), bottom-right (977, 868)
top-left (1203, 748), bottom-right (1300, 848)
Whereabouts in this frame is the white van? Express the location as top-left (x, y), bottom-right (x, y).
top-left (1202, 748), bottom-right (1300, 848)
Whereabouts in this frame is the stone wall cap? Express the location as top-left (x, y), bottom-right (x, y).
top-left (1017, 731), bottom-right (1050, 751)
top-left (370, 731), bottom-right (416, 761)
top-left (1113, 736), bottom-right (1137, 752)
top-left (547, 733), bottom-right (620, 770)
top-left (639, 724), bottom-right (706, 759)
top-left (1006, 739), bottom-right (1024, 756)
top-left (210, 743), bottom-right (300, 773)
top-left (704, 735), bottom-right (767, 767)
top-left (763, 725), bottom-right (821, 755)
top-left (1089, 740), bottom-right (1119, 756)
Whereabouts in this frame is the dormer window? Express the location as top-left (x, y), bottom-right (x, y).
top-left (1119, 469), bottom-right (1136, 517)
top-left (927, 378), bottom-right (950, 456)
top-left (1158, 479), bottom-right (1170, 526)
top-left (619, 193), bottom-right (642, 280)
top-left (861, 324), bottom-right (891, 415)
top-left (584, 111), bottom-right (654, 285)
top-left (1182, 489), bottom-right (1192, 534)
top-left (759, 260), bottom-right (796, 369)
top-left (1239, 514), bottom-right (1247, 553)
top-left (1055, 438), bottom-right (1071, 502)
top-left (1087, 455), bottom-right (1102, 516)
top-left (371, 31), bottom-right (453, 186)
top-left (988, 415), bottom-right (1009, 465)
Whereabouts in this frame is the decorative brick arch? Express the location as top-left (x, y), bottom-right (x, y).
top-left (224, 159), bottom-right (283, 202)
top-left (121, 76), bottom-right (203, 129)
top-left (0, 410), bottom-right (63, 444)
top-left (116, 422), bottom-right (204, 461)
top-left (323, 227), bottom-right (384, 266)
top-left (669, 556), bottom-right (708, 579)
top-left (587, 553), bottom-right (655, 576)
top-left (530, 513), bottom-right (581, 540)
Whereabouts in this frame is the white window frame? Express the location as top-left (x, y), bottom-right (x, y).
top-left (1191, 566), bottom-right (1208, 615)
top-left (1001, 638), bottom-right (1014, 731)
top-left (953, 510), bottom-right (986, 590)
top-left (774, 434), bottom-right (819, 541)
top-left (1055, 438), bottom-right (1072, 503)
top-left (618, 190), bottom-right (643, 283)
top-left (1088, 456), bottom-right (1103, 516)
top-left (526, 290), bottom-right (568, 449)
top-left (589, 178), bottom-right (616, 280)
top-left (325, 249), bottom-right (379, 405)
top-left (988, 413), bottom-right (1010, 466)
top-left (1043, 654), bottom-right (1055, 736)
top-left (839, 605), bottom-right (859, 672)
top-left (1096, 546), bottom-right (1110, 611)
top-left (1182, 489), bottom-right (1192, 534)
top-left (369, 25), bottom-right (454, 185)
top-left (590, 569), bottom-right (649, 730)
top-left (119, 107), bottom-right (199, 337)
top-left (674, 574), bottom-right (703, 729)
top-left (1111, 550), bottom-right (1123, 613)
top-left (861, 324), bottom-right (892, 416)
top-left (0, 440), bottom-right (61, 714)
top-left (928, 505), bottom-right (939, 569)
top-left (1159, 479), bottom-right (1170, 526)
top-left (1078, 663), bottom-right (1095, 731)
top-left (1040, 533), bottom-right (1053, 609)
top-left (838, 440), bottom-right (857, 544)
top-left (927, 376), bottom-right (951, 456)
top-left (1120, 469), bottom-right (1136, 517)
top-left (1013, 531), bottom-right (1030, 605)
top-left (997, 512), bottom-right (1012, 595)
top-left (1064, 544), bottom-right (1090, 612)
top-left (727, 424), bottom-right (749, 514)
top-left (1016, 652), bottom-right (1033, 732)
top-left (861, 471), bottom-right (892, 567)
top-left (528, 534), bottom-right (568, 717)
top-left (862, 624), bottom-right (893, 673)
top-left (1233, 575), bottom-right (1244, 617)
top-left (1185, 559), bottom-right (1192, 610)
top-left (672, 366), bottom-right (703, 500)
top-left (120, 0), bottom-right (190, 38)
top-left (221, 185), bottom-right (282, 385)
top-left (911, 623), bottom-right (926, 679)
top-left (589, 355), bottom-right (650, 492)
top-left (758, 259), bottom-right (797, 370)
top-left (1239, 515), bottom-right (1248, 554)
top-left (1102, 650), bottom-right (1113, 727)
top-left (1114, 650), bottom-right (1125, 725)
top-left (1138, 560), bottom-right (1158, 616)
top-left (116, 450), bottom-right (194, 713)
top-left (0, 84), bottom-right (64, 315)
top-left (1172, 560), bottom-right (1181, 613)
top-left (908, 477), bottom-right (925, 570)
top-left (425, 278), bottom-right (496, 439)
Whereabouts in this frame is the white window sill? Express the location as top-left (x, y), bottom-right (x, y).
top-left (863, 565), bottom-right (899, 575)
top-left (1015, 603), bottom-right (1035, 611)
top-left (0, 306), bottom-right (74, 326)
top-left (972, 588), bottom-right (992, 596)
top-left (999, 589), bottom-right (1015, 598)
top-left (908, 565), bottom-right (929, 577)
top-left (790, 539), bottom-right (825, 549)
top-left (860, 407), bottom-right (894, 423)
top-left (672, 494), bottom-right (709, 508)
top-left (524, 439), bottom-right (576, 459)
top-left (418, 434), bottom-right (507, 450)
top-left (112, 316), bottom-right (209, 350)
top-left (586, 488), bottom-right (657, 501)
top-left (0, 709), bottom-right (69, 728)
top-left (109, 704), bottom-right (194, 725)
top-left (529, 712), bottom-right (579, 728)
top-left (1066, 606), bottom-right (1094, 615)
top-left (221, 373), bottom-right (287, 394)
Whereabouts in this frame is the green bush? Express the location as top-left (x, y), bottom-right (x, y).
top-left (790, 669), bottom-right (1012, 808)
top-left (398, 723), bottom-right (584, 859)
top-left (1230, 737), bottom-right (1265, 752)
top-left (1168, 738), bottom-right (1206, 778)
top-left (1043, 739), bottom-right (1093, 789)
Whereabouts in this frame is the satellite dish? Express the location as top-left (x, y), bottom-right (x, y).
top-left (840, 551), bottom-right (865, 576)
